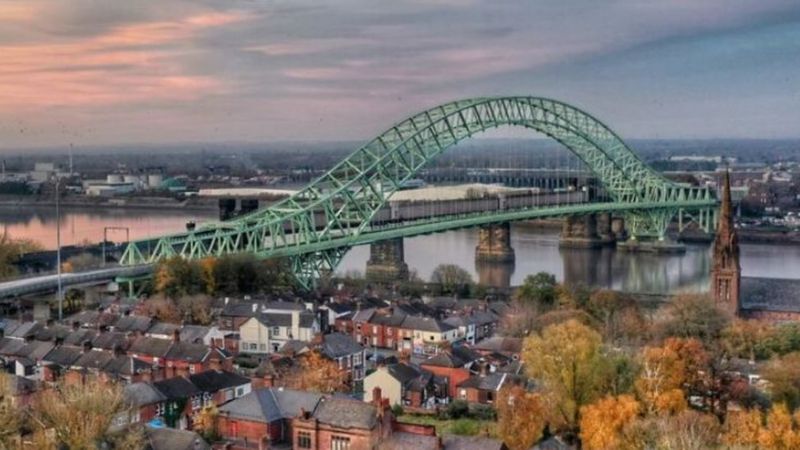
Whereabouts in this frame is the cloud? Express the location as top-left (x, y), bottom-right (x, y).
top-left (0, 0), bottom-right (799, 148)
top-left (0, 9), bottom-right (249, 110)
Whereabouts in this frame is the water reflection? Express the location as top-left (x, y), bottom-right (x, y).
top-left (0, 206), bottom-right (216, 249)
top-left (339, 224), bottom-right (800, 294)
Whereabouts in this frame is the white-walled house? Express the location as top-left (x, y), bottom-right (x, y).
top-left (238, 310), bottom-right (319, 354)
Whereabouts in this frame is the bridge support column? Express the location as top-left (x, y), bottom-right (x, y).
top-left (611, 217), bottom-right (628, 241)
top-left (596, 212), bottom-right (616, 246)
top-left (365, 238), bottom-right (409, 282)
top-left (559, 215), bottom-right (605, 249)
top-left (618, 211), bottom-right (686, 254)
top-left (475, 223), bottom-right (515, 263)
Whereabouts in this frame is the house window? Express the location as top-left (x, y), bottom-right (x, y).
top-left (155, 403), bottom-right (165, 417)
top-left (189, 365), bottom-right (196, 374)
top-left (249, 343), bottom-right (257, 351)
top-left (260, 344), bottom-right (267, 352)
top-left (297, 431), bottom-right (312, 448)
top-left (459, 389), bottom-right (467, 400)
top-left (332, 436), bottom-right (350, 450)
top-left (236, 387), bottom-right (245, 397)
top-left (273, 326), bottom-right (280, 336)
top-left (372, 326), bottom-right (378, 333)
top-left (191, 396), bottom-right (201, 411)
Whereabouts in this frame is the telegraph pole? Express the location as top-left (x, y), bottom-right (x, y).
top-left (55, 178), bottom-right (63, 321)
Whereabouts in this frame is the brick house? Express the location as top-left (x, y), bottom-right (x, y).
top-left (363, 364), bottom-right (444, 409)
top-left (419, 349), bottom-right (478, 399)
top-left (217, 388), bottom-right (324, 445)
top-left (217, 387), bottom-right (415, 450)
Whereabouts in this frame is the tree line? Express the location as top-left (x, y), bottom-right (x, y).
top-left (493, 271), bottom-right (800, 450)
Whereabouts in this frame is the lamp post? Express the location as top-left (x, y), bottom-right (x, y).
top-left (55, 178), bottom-right (63, 321)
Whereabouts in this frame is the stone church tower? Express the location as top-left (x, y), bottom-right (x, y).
top-left (711, 170), bottom-right (741, 316)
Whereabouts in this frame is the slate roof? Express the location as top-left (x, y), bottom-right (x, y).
top-left (457, 373), bottom-right (508, 392)
top-left (221, 302), bottom-right (260, 318)
top-left (371, 312), bottom-right (407, 327)
top-left (124, 382), bottom-right (167, 407)
top-left (0, 337), bottom-right (25, 356)
top-left (385, 363), bottom-right (423, 386)
top-left (741, 276), bottom-right (800, 313)
top-left (219, 388), bottom-right (322, 423)
top-left (33, 325), bottom-right (72, 342)
top-left (112, 315), bottom-right (152, 333)
top-left (103, 355), bottom-right (151, 376)
top-left (324, 302), bottom-right (354, 314)
top-left (473, 337), bottom-right (523, 354)
top-left (262, 313), bottom-right (292, 327)
top-left (42, 345), bottom-right (84, 366)
top-left (451, 346), bottom-right (481, 364)
top-left (401, 316), bottom-right (455, 333)
top-left (153, 376), bottom-right (200, 400)
top-left (145, 427), bottom-right (210, 450)
top-left (312, 397), bottom-right (377, 430)
top-left (422, 352), bottom-right (468, 369)
top-left (321, 333), bottom-right (363, 359)
top-left (179, 325), bottom-right (212, 344)
top-left (72, 349), bottom-right (115, 370)
top-left (15, 341), bottom-right (55, 360)
top-left (165, 342), bottom-right (211, 362)
top-left (129, 336), bottom-right (173, 358)
top-left (91, 331), bottom-right (129, 351)
top-left (4, 321), bottom-right (42, 339)
top-left (188, 370), bottom-right (251, 393)
top-left (352, 308), bottom-right (376, 323)
top-left (147, 322), bottom-right (181, 337)
top-left (62, 329), bottom-right (97, 346)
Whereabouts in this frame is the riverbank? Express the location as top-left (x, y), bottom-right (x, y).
top-left (0, 195), bottom-right (218, 212)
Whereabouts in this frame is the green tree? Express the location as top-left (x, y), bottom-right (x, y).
top-left (523, 319), bottom-right (607, 435)
top-left (430, 264), bottom-right (473, 295)
top-left (763, 353), bottom-right (800, 411)
top-left (154, 257), bottom-right (206, 299)
top-left (514, 272), bottom-right (557, 312)
top-left (659, 294), bottom-right (730, 345)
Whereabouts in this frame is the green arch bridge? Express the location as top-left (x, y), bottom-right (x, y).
top-left (120, 96), bottom-right (718, 289)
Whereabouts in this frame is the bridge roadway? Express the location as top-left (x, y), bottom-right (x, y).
top-left (0, 193), bottom-right (715, 298)
top-left (0, 265), bottom-right (152, 298)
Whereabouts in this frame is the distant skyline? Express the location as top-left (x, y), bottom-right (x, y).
top-left (1, 0), bottom-right (800, 150)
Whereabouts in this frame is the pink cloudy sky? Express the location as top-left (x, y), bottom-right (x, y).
top-left (1, 0), bottom-right (799, 150)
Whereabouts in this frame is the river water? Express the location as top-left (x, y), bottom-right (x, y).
top-left (3, 206), bottom-right (799, 294)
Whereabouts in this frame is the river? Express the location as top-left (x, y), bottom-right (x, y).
top-left (3, 206), bottom-right (799, 294)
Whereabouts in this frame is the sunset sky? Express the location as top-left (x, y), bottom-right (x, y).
top-left (1, 0), bottom-right (800, 149)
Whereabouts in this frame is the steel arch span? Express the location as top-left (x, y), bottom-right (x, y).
top-left (121, 97), bottom-right (717, 288)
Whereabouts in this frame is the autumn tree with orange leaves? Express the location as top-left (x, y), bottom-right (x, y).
top-left (283, 350), bottom-right (348, 393)
top-left (579, 394), bottom-right (639, 450)
top-left (496, 385), bottom-right (549, 450)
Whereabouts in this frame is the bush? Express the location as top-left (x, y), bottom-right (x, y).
top-left (391, 404), bottom-right (404, 417)
top-left (439, 400), bottom-right (470, 420)
top-left (469, 404), bottom-right (497, 421)
top-left (450, 419), bottom-right (481, 436)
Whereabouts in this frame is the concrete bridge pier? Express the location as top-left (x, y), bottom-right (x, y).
top-left (559, 214), bottom-right (606, 248)
top-left (475, 223), bottom-right (516, 263)
top-left (611, 217), bottom-right (628, 241)
top-left (219, 198), bottom-right (260, 221)
top-left (365, 238), bottom-right (409, 282)
top-left (596, 212), bottom-right (617, 246)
